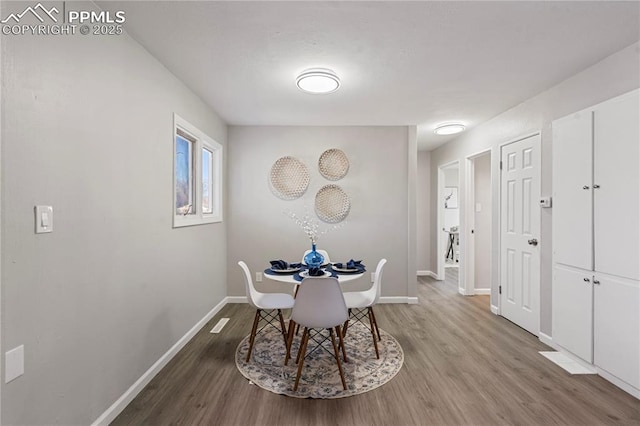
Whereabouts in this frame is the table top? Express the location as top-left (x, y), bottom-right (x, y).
top-left (264, 265), bottom-right (364, 284)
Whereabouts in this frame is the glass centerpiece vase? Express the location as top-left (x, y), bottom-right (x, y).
top-left (304, 241), bottom-right (325, 268)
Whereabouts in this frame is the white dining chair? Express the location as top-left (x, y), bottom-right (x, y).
top-left (301, 249), bottom-right (331, 265)
top-left (285, 276), bottom-right (349, 391)
top-left (238, 261), bottom-right (294, 362)
top-left (342, 258), bottom-right (387, 359)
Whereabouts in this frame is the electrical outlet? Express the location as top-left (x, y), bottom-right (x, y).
top-left (255, 272), bottom-right (262, 282)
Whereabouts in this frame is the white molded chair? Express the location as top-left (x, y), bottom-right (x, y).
top-left (285, 277), bottom-right (349, 391)
top-left (301, 249), bottom-right (331, 265)
top-left (238, 261), bottom-right (294, 362)
top-left (342, 258), bottom-right (387, 359)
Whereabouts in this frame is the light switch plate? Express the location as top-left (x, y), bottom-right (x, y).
top-left (255, 272), bottom-right (262, 282)
top-left (539, 197), bottom-right (552, 208)
top-left (5, 345), bottom-right (24, 383)
top-left (35, 205), bottom-right (53, 233)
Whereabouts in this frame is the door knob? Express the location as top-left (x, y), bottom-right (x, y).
top-left (527, 239), bottom-right (538, 246)
top-left (582, 185), bottom-right (590, 190)
top-left (593, 184), bottom-right (600, 189)
top-left (593, 279), bottom-right (601, 285)
top-left (583, 277), bottom-right (591, 282)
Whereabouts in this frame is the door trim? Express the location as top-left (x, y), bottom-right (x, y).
top-left (497, 131), bottom-right (541, 330)
top-left (464, 148), bottom-right (492, 296)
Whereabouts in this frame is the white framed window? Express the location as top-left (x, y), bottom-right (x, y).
top-left (173, 114), bottom-right (222, 227)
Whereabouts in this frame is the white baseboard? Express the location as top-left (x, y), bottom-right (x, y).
top-left (225, 296), bottom-right (247, 303)
top-left (379, 296), bottom-right (418, 304)
top-left (417, 270), bottom-right (438, 279)
top-left (474, 288), bottom-right (490, 295)
top-left (458, 287), bottom-right (472, 296)
top-left (597, 367), bottom-right (640, 399)
top-left (490, 304), bottom-right (499, 315)
top-left (92, 297), bottom-right (229, 426)
top-left (538, 332), bottom-right (555, 349)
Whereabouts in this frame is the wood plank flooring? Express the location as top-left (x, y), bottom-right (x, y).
top-left (112, 272), bottom-right (639, 425)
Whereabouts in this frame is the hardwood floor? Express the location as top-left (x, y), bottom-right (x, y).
top-left (112, 276), bottom-right (639, 425)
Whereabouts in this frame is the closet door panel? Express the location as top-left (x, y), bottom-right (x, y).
top-left (594, 273), bottom-right (640, 389)
top-left (552, 112), bottom-right (593, 270)
top-left (552, 265), bottom-right (593, 363)
top-left (594, 90), bottom-right (640, 280)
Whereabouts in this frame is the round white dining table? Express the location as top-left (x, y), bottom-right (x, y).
top-left (263, 267), bottom-right (364, 285)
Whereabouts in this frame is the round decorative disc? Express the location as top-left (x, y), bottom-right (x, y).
top-left (270, 156), bottom-right (310, 200)
top-left (315, 184), bottom-right (350, 223)
top-left (318, 149), bottom-right (349, 181)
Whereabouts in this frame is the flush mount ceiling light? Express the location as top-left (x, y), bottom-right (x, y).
top-left (296, 68), bottom-right (340, 94)
top-left (434, 123), bottom-right (466, 135)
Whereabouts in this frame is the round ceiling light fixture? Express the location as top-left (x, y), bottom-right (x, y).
top-left (296, 68), bottom-right (340, 94)
top-left (434, 123), bottom-right (466, 135)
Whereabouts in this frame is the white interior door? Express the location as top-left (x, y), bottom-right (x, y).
top-left (552, 264), bottom-right (593, 362)
top-left (552, 111), bottom-right (593, 271)
top-left (593, 90), bottom-right (640, 281)
top-left (594, 272), bottom-right (640, 389)
top-left (500, 135), bottom-right (541, 335)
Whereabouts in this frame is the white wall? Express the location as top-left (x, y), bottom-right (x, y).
top-left (473, 154), bottom-right (491, 290)
top-left (1, 2), bottom-right (228, 424)
top-left (227, 126), bottom-right (411, 298)
top-left (416, 151), bottom-right (431, 272)
top-left (430, 41), bottom-right (640, 333)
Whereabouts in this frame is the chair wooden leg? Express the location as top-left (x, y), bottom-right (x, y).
top-left (293, 328), bottom-right (309, 391)
top-left (336, 325), bottom-right (348, 363)
top-left (367, 308), bottom-right (380, 359)
top-left (277, 309), bottom-right (288, 348)
top-left (330, 328), bottom-right (348, 390)
top-left (246, 309), bottom-right (261, 362)
top-left (342, 309), bottom-right (352, 337)
top-left (370, 307), bottom-right (381, 341)
top-left (295, 328), bottom-right (306, 365)
top-left (285, 319), bottom-right (296, 365)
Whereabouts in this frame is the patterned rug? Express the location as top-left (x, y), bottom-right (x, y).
top-left (235, 320), bottom-right (404, 398)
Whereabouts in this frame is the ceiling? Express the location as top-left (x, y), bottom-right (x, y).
top-left (98, 1), bottom-right (640, 151)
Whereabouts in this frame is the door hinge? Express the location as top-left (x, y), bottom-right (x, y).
top-left (499, 285), bottom-right (502, 294)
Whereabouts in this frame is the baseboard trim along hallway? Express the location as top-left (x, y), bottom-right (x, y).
top-left (91, 297), bottom-right (230, 426)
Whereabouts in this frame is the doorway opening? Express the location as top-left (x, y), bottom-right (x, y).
top-left (464, 150), bottom-right (492, 303)
top-left (437, 161), bottom-right (460, 291)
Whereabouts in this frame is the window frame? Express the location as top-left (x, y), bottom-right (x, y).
top-left (173, 114), bottom-right (223, 227)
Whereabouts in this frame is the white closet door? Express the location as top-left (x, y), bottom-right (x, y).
top-left (500, 135), bottom-right (541, 335)
top-left (552, 265), bottom-right (593, 363)
top-left (594, 273), bottom-right (640, 390)
top-left (593, 90), bottom-right (640, 281)
top-left (552, 112), bottom-right (593, 270)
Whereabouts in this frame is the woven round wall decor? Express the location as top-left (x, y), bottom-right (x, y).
top-left (318, 149), bottom-right (349, 181)
top-left (270, 156), bottom-right (310, 200)
top-left (315, 184), bottom-right (350, 223)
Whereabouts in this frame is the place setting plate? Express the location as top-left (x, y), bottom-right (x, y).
top-left (298, 270), bottom-right (331, 278)
top-left (332, 265), bottom-right (359, 273)
top-left (270, 266), bottom-right (301, 274)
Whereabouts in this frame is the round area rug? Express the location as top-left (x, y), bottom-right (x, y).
top-left (235, 321), bottom-right (404, 398)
